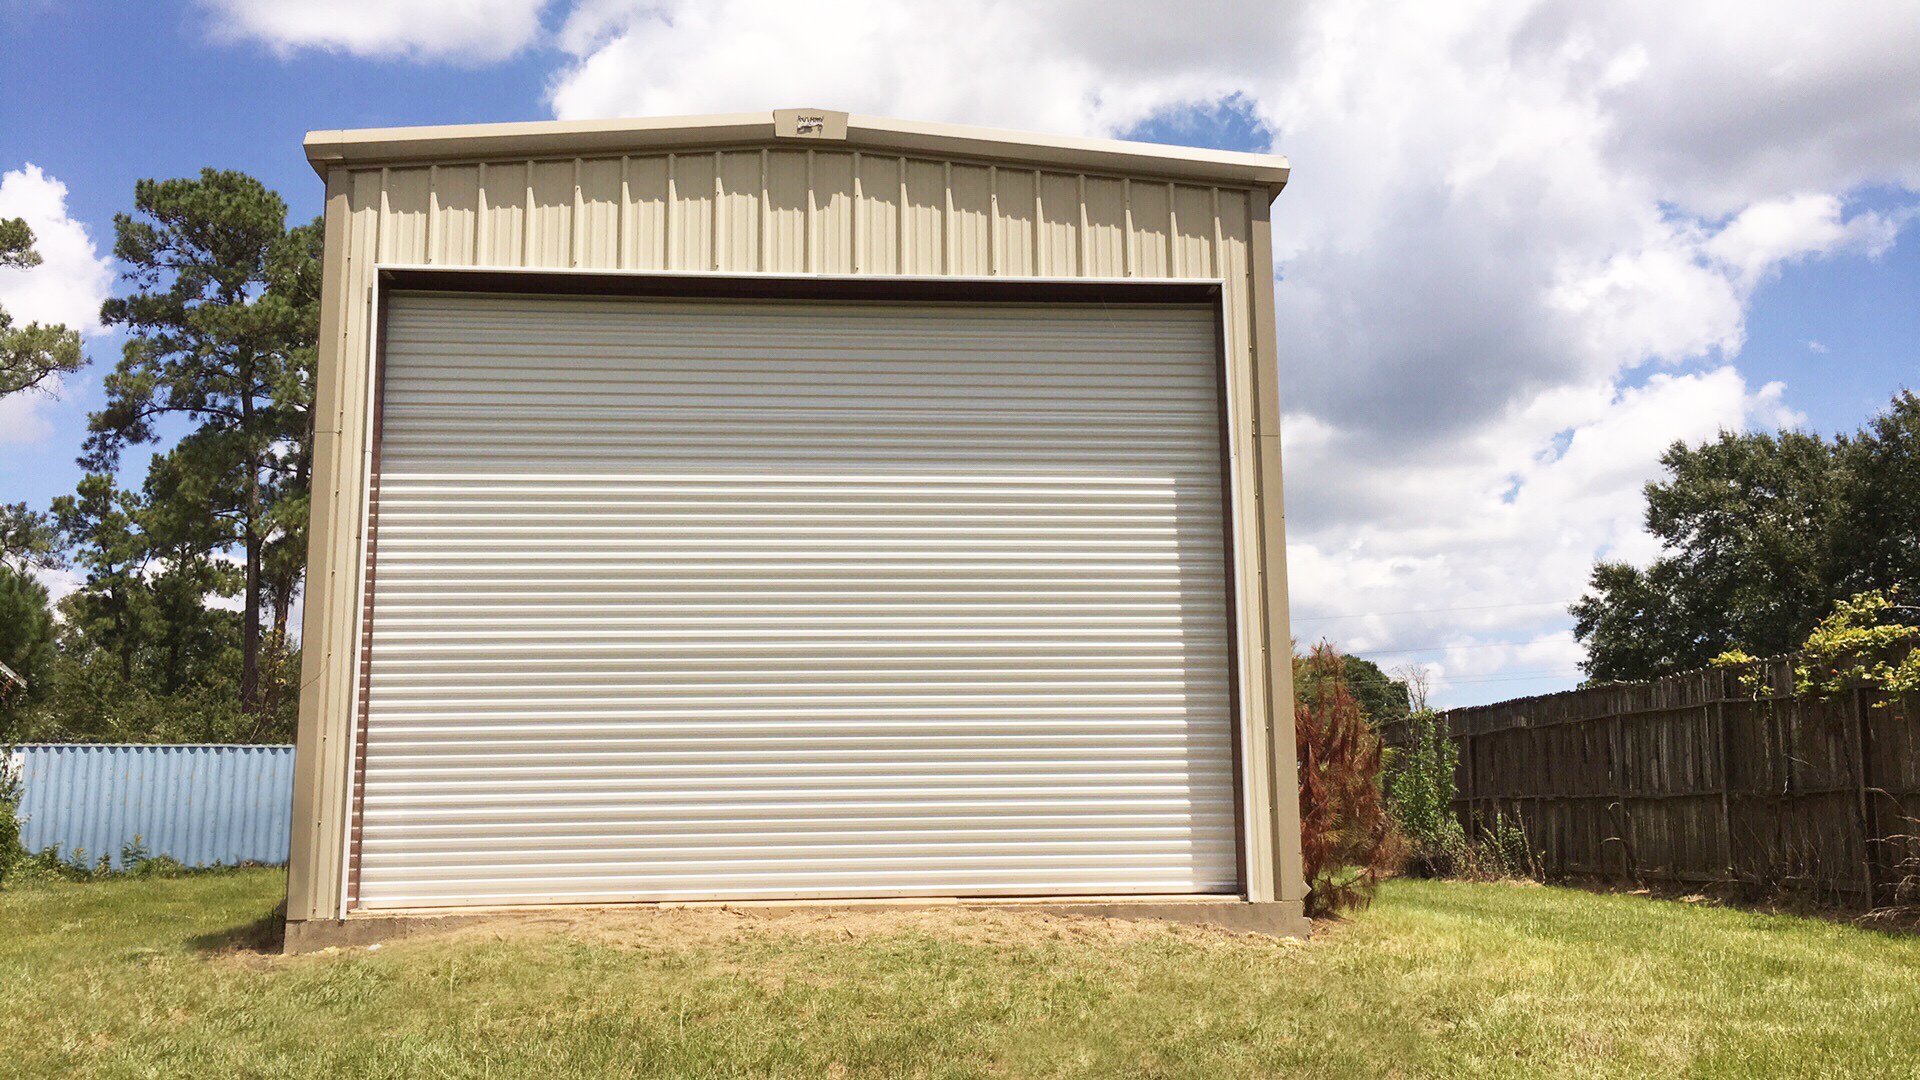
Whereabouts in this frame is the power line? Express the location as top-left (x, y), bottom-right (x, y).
top-left (1435, 670), bottom-right (1587, 685)
top-left (1347, 633), bottom-right (1578, 658)
top-left (1292, 599), bottom-right (1575, 624)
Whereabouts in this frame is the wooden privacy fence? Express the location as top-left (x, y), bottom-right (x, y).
top-left (1380, 662), bottom-right (1920, 907)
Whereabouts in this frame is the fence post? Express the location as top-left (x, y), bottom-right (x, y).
top-left (1852, 686), bottom-right (1883, 907)
top-left (1715, 694), bottom-right (1734, 884)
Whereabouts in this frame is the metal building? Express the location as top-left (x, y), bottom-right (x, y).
top-left (286, 109), bottom-right (1304, 943)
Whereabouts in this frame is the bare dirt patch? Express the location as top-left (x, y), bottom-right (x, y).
top-left (422, 904), bottom-right (1310, 956)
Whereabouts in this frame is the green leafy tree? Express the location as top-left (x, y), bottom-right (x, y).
top-left (0, 217), bottom-right (85, 399)
top-left (1835, 391), bottom-right (1920, 592)
top-left (1569, 399), bottom-right (1915, 682)
top-left (52, 475), bottom-right (157, 686)
top-left (88, 171), bottom-right (321, 718)
top-left (0, 566), bottom-right (56, 739)
top-left (0, 219), bottom-right (84, 577)
top-left (0, 503), bottom-right (63, 575)
top-left (1293, 649), bottom-right (1411, 727)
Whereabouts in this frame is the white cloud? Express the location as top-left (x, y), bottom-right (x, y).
top-left (196, 0), bottom-right (551, 62)
top-left (0, 164), bottom-right (112, 335)
top-left (0, 164), bottom-right (113, 447)
top-left (208, 0), bottom-right (1920, 704)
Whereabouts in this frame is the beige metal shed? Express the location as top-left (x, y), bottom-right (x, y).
top-left (285, 108), bottom-right (1304, 945)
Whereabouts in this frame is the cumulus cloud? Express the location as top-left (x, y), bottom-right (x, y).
top-left (0, 163), bottom-right (113, 445)
top-left (0, 164), bottom-right (112, 335)
top-left (206, 0), bottom-right (1920, 702)
top-left (196, 0), bottom-right (552, 62)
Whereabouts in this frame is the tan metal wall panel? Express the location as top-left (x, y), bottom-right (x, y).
top-left (527, 160), bottom-right (574, 268)
top-left (430, 165), bottom-right (479, 266)
top-left (1173, 186), bottom-right (1216, 278)
top-left (380, 168), bottom-right (430, 265)
top-left (1082, 177), bottom-right (1128, 276)
top-left (1129, 181), bottom-right (1172, 278)
top-left (764, 150), bottom-right (808, 273)
top-left (477, 162), bottom-right (525, 266)
top-left (947, 164), bottom-right (994, 275)
top-left (854, 154), bottom-right (902, 274)
top-left (668, 154), bottom-right (715, 271)
top-left (621, 156), bottom-right (670, 271)
top-left (1038, 173), bottom-right (1081, 276)
top-left (575, 159), bottom-right (622, 270)
top-left (992, 168), bottom-right (1037, 277)
top-left (355, 293), bottom-right (1238, 907)
top-left (810, 151), bottom-right (856, 274)
top-left (292, 137), bottom-right (1301, 919)
top-left (716, 152), bottom-right (761, 273)
top-left (902, 160), bottom-right (946, 274)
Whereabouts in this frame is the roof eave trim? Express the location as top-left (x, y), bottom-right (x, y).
top-left (303, 110), bottom-right (1290, 188)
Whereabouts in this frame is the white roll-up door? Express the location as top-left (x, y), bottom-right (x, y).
top-left (352, 291), bottom-right (1240, 909)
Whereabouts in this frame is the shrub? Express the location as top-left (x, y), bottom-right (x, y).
top-left (1795, 589), bottom-right (1920, 700)
top-left (0, 760), bottom-right (24, 887)
top-left (1295, 643), bottom-right (1402, 918)
top-left (1383, 708), bottom-right (1469, 877)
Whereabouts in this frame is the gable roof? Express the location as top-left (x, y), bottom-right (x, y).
top-left (304, 108), bottom-right (1290, 192)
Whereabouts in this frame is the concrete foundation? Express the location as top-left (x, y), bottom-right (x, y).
top-left (282, 897), bottom-right (1309, 954)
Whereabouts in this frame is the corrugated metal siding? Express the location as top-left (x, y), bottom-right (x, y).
top-left (11, 744), bottom-right (294, 868)
top-left (353, 151), bottom-right (1253, 285)
top-left (350, 293), bottom-right (1237, 908)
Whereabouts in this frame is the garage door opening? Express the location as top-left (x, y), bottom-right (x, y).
top-left (345, 274), bottom-right (1244, 910)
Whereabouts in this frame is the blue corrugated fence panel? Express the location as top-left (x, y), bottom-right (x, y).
top-left (12, 744), bottom-right (295, 869)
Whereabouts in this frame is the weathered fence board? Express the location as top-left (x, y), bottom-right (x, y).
top-left (9, 744), bottom-right (295, 869)
top-left (1382, 662), bottom-right (1919, 907)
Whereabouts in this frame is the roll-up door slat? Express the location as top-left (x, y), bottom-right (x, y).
top-left (353, 293), bottom-right (1238, 908)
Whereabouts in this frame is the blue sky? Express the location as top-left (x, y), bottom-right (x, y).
top-left (4, 1), bottom-right (1917, 706)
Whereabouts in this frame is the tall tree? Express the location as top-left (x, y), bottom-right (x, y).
top-left (1836, 390), bottom-right (1920, 592)
top-left (0, 566), bottom-right (56, 738)
top-left (1573, 392), bottom-right (1916, 683)
top-left (89, 171), bottom-right (321, 717)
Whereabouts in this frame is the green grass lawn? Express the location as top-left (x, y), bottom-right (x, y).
top-left (3, 870), bottom-right (1918, 1078)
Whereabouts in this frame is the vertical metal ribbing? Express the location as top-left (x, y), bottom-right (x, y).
top-left (665, 153), bottom-right (678, 270)
top-left (805, 150), bottom-right (816, 274)
top-left (1122, 178), bottom-right (1135, 277)
top-left (1168, 182), bottom-right (1182, 277)
top-left (1031, 170), bottom-right (1042, 274)
top-left (475, 163), bottom-right (490, 258)
top-left (758, 149), bottom-right (770, 272)
top-left (896, 156), bottom-right (908, 274)
top-left (851, 151), bottom-right (863, 274)
top-left (1210, 187), bottom-right (1224, 279)
top-left (377, 168), bottom-right (391, 263)
top-left (942, 162), bottom-right (953, 275)
top-left (520, 162), bottom-right (533, 266)
top-left (1077, 174), bottom-right (1089, 276)
top-left (425, 164), bottom-right (439, 265)
top-left (570, 159), bottom-right (583, 268)
top-left (711, 152), bottom-right (722, 271)
top-left (988, 166), bottom-right (1000, 276)
top-left (617, 157), bottom-right (630, 270)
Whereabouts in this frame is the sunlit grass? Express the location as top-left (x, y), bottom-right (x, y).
top-left (2, 870), bottom-right (1916, 1077)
